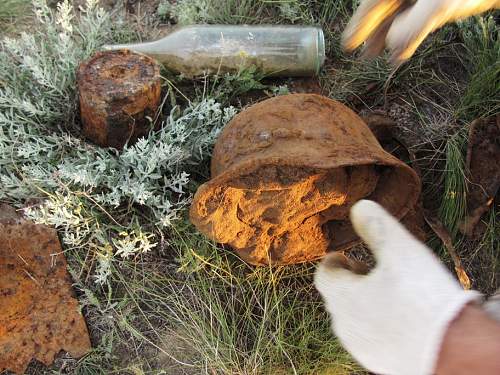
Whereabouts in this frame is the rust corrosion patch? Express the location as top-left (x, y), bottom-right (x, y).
top-left (0, 221), bottom-right (91, 374)
top-left (77, 49), bottom-right (161, 149)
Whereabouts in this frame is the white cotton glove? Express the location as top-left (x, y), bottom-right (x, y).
top-left (314, 200), bottom-right (481, 375)
top-left (343, 0), bottom-right (500, 63)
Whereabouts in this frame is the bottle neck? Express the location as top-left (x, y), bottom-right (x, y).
top-left (102, 37), bottom-right (174, 55)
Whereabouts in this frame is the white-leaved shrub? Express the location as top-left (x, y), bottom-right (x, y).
top-left (4, 98), bottom-right (235, 282)
top-left (0, 0), bottom-right (236, 283)
top-left (159, 0), bottom-right (211, 25)
top-left (1, 0), bottom-right (112, 127)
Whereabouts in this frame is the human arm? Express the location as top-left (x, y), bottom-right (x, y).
top-left (436, 304), bottom-right (500, 374)
top-left (314, 200), bottom-right (500, 374)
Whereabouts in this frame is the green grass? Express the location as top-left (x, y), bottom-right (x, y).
top-left (438, 129), bottom-right (468, 237)
top-left (427, 14), bottom-right (499, 291)
top-left (456, 16), bottom-right (500, 121)
top-left (165, 225), bottom-right (361, 374)
top-left (63, 221), bottom-right (363, 374)
top-left (472, 208), bottom-right (500, 293)
top-left (439, 17), bottom-right (499, 228)
top-left (0, 0), bottom-right (30, 31)
top-left (162, 0), bottom-right (352, 29)
top-left (0, 0), bottom-right (29, 19)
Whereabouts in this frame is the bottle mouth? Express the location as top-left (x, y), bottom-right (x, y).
top-left (316, 28), bottom-right (326, 74)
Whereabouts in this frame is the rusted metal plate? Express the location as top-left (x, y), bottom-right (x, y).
top-left (0, 221), bottom-right (91, 374)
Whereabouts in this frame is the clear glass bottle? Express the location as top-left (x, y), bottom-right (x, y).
top-left (103, 25), bottom-right (325, 77)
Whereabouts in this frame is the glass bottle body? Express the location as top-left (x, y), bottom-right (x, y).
top-left (104, 25), bottom-right (325, 77)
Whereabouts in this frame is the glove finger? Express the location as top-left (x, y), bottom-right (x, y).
top-left (359, 13), bottom-right (392, 58)
top-left (343, 0), bottom-right (409, 52)
top-left (350, 200), bottom-right (425, 263)
top-left (314, 252), bottom-right (368, 299)
top-left (387, 0), bottom-right (500, 63)
top-left (385, 1), bottom-right (445, 63)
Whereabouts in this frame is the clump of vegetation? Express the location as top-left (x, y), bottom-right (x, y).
top-left (1, 0), bottom-right (111, 131)
top-left (17, 99), bottom-right (235, 283)
top-left (158, 0), bottom-right (348, 27)
top-left (0, 0), bottom-right (30, 28)
top-left (457, 16), bottom-right (499, 121)
top-left (438, 15), bottom-right (499, 234)
top-left (92, 226), bottom-right (362, 374)
top-left (158, 0), bottom-right (274, 25)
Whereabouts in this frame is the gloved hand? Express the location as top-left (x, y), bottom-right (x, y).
top-left (343, 0), bottom-right (500, 63)
top-left (314, 200), bottom-right (481, 375)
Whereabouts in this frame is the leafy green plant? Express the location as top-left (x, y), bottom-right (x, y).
top-left (207, 65), bottom-right (267, 104)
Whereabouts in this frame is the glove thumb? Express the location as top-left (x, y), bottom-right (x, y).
top-left (385, 1), bottom-right (445, 63)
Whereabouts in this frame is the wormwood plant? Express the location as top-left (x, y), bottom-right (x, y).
top-left (158, 0), bottom-right (316, 25)
top-left (0, 0), bottom-right (236, 283)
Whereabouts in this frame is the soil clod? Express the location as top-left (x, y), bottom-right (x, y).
top-left (460, 115), bottom-right (500, 237)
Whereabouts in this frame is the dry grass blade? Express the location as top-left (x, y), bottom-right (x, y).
top-left (424, 211), bottom-right (471, 290)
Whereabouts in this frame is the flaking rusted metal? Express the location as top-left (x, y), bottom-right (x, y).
top-left (0, 220), bottom-right (91, 374)
top-left (77, 49), bottom-right (161, 149)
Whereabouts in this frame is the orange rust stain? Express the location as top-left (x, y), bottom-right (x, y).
top-left (0, 222), bottom-right (91, 374)
top-left (77, 49), bottom-right (161, 149)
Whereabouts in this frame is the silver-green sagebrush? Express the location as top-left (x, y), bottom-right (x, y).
top-left (0, 0), bottom-right (236, 283)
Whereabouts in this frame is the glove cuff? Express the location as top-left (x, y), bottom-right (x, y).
top-left (420, 290), bottom-right (482, 375)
